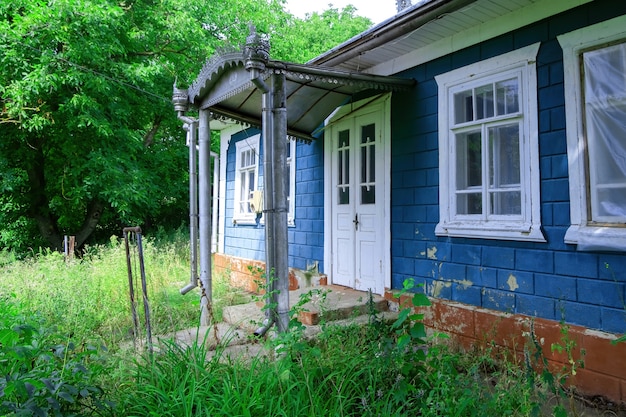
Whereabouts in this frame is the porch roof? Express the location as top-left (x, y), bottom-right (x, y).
top-left (185, 52), bottom-right (415, 141)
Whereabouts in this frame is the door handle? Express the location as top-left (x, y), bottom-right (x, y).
top-left (353, 213), bottom-right (359, 231)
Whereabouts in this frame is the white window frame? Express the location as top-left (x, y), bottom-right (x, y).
top-left (435, 43), bottom-right (545, 242)
top-left (233, 134), bottom-right (260, 224)
top-left (559, 15), bottom-right (626, 251)
top-left (286, 138), bottom-right (296, 226)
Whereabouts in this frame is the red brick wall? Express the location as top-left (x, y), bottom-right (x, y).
top-left (385, 291), bottom-right (626, 404)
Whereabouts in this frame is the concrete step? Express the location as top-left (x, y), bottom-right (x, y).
top-left (222, 285), bottom-right (389, 331)
top-left (147, 286), bottom-right (396, 362)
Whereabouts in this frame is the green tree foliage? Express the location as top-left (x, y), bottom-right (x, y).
top-left (0, 0), bottom-right (371, 252)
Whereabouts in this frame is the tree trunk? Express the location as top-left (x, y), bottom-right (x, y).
top-left (74, 199), bottom-right (105, 248)
top-left (26, 142), bottom-right (104, 252)
top-left (26, 144), bottom-right (64, 251)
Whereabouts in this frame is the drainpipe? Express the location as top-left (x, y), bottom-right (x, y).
top-left (244, 25), bottom-right (290, 334)
top-left (173, 86), bottom-right (199, 296)
top-left (211, 151), bottom-right (219, 253)
top-left (197, 109), bottom-right (212, 326)
top-left (269, 72), bottom-right (290, 333)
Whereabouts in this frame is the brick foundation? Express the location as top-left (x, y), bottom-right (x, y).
top-left (214, 253), bottom-right (625, 404)
top-left (214, 253), bottom-right (266, 293)
top-left (385, 290), bottom-right (626, 405)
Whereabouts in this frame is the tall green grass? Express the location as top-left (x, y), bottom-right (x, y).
top-left (0, 232), bottom-right (239, 349)
top-left (0, 237), bottom-right (602, 416)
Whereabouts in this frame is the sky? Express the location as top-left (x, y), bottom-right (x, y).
top-left (284, 0), bottom-right (398, 25)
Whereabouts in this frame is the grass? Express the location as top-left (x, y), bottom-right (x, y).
top-left (0, 235), bottom-right (614, 416)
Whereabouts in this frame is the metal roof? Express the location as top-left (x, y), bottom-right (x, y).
top-left (185, 52), bottom-right (414, 141)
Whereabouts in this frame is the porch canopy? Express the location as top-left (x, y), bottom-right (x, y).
top-left (173, 29), bottom-right (414, 332)
top-left (184, 50), bottom-right (415, 141)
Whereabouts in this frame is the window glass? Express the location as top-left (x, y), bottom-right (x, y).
top-left (234, 135), bottom-right (260, 222)
top-left (583, 42), bottom-right (626, 223)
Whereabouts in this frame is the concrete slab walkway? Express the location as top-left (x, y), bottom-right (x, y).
top-left (155, 285), bottom-right (396, 359)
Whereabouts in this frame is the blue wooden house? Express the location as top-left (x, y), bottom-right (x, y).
top-left (179, 0), bottom-right (626, 402)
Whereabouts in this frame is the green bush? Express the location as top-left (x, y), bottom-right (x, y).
top-left (0, 296), bottom-right (111, 416)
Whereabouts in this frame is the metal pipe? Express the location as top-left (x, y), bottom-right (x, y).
top-left (135, 230), bottom-right (153, 353)
top-left (178, 112), bottom-right (199, 296)
top-left (250, 68), bottom-right (269, 93)
top-left (260, 74), bottom-right (276, 333)
top-left (198, 109), bottom-right (212, 326)
top-left (253, 317), bottom-right (275, 338)
top-left (211, 151), bottom-right (219, 253)
top-left (270, 73), bottom-right (290, 333)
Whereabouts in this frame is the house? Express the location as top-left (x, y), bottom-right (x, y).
top-left (175, 0), bottom-right (626, 403)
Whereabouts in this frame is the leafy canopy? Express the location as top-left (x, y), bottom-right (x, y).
top-left (0, 0), bottom-right (372, 252)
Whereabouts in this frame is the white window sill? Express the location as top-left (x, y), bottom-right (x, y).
top-left (233, 216), bottom-right (297, 227)
top-left (565, 225), bottom-right (626, 251)
top-left (436, 221), bottom-right (546, 242)
top-left (233, 216), bottom-right (259, 226)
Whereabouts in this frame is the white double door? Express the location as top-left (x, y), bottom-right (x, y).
top-left (327, 105), bottom-right (388, 294)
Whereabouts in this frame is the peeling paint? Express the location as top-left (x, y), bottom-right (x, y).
top-left (452, 279), bottom-right (473, 289)
top-left (427, 246), bottom-right (438, 260)
top-left (431, 280), bottom-right (451, 297)
top-left (507, 274), bottom-right (519, 291)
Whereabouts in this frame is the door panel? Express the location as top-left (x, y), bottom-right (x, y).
top-left (331, 112), bottom-right (385, 293)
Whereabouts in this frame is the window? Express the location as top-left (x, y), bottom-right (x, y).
top-left (559, 15), bottom-right (626, 251)
top-left (233, 134), bottom-right (296, 226)
top-left (435, 43), bottom-right (544, 241)
top-left (233, 135), bottom-right (260, 224)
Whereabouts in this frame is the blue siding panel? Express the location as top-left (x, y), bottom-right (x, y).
top-left (562, 301), bottom-right (602, 329)
top-left (555, 252), bottom-right (598, 279)
top-left (452, 284), bottom-right (482, 306)
top-left (577, 279), bottom-right (625, 309)
top-left (515, 249), bottom-right (554, 273)
top-left (482, 289), bottom-right (516, 313)
top-left (534, 273), bottom-right (577, 301)
top-left (516, 294), bottom-right (556, 319)
top-left (482, 247), bottom-right (515, 269)
top-left (497, 269), bottom-right (534, 294)
top-left (602, 308), bottom-right (626, 334)
top-left (466, 266), bottom-right (498, 289)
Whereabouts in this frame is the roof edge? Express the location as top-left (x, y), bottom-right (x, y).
top-left (308, 0), bottom-right (475, 69)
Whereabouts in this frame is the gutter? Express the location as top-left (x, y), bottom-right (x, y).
top-left (308, 0), bottom-right (475, 69)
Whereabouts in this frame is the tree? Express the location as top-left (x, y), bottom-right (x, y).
top-left (0, 0), bottom-right (371, 252)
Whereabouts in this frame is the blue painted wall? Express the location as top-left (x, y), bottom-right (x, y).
top-left (390, 1), bottom-right (626, 334)
top-left (223, 130), bottom-right (325, 272)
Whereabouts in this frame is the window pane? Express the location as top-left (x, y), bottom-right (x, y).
top-left (456, 130), bottom-right (482, 189)
top-left (489, 124), bottom-right (520, 188)
top-left (361, 186), bottom-right (375, 204)
top-left (248, 171), bottom-right (255, 193)
top-left (475, 84), bottom-right (494, 120)
top-left (454, 89), bottom-right (473, 123)
top-left (490, 191), bottom-right (521, 215)
top-left (596, 186), bottom-right (626, 219)
top-left (496, 78), bottom-right (519, 115)
top-left (457, 193), bottom-right (482, 215)
top-left (584, 43), bottom-right (626, 102)
top-left (360, 123), bottom-right (376, 205)
top-left (240, 172), bottom-right (247, 201)
top-left (339, 188), bottom-right (350, 205)
top-left (584, 43), bottom-right (626, 222)
top-left (455, 130), bottom-right (482, 215)
top-left (338, 129), bottom-right (350, 205)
